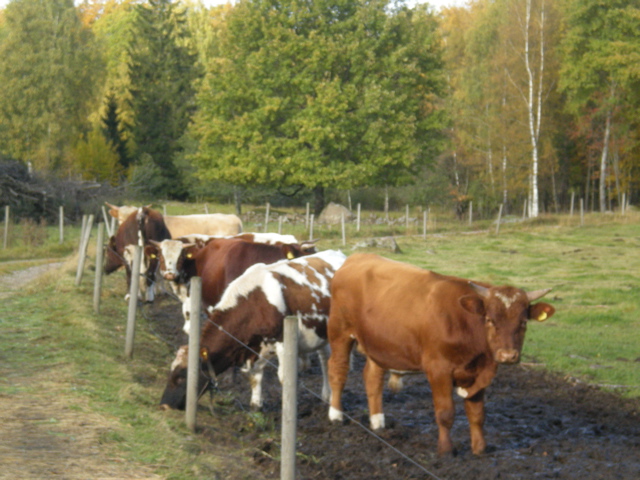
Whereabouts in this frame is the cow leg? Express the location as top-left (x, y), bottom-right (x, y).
top-left (427, 370), bottom-right (456, 455)
top-left (464, 390), bottom-right (486, 455)
top-left (242, 356), bottom-right (269, 410)
top-left (328, 336), bottom-right (354, 423)
top-left (316, 344), bottom-right (331, 402)
top-left (363, 358), bottom-right (386, 430)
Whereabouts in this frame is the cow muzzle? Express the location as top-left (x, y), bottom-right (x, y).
top-left (495, 348), bottom-right (520, 364)
top-left (163, 272), bottom-right (176, 281)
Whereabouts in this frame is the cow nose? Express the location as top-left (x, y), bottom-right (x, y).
top-left (496, 349), bottom-right (519, 364)
top-left (164, 272), bottom-right (176, 281)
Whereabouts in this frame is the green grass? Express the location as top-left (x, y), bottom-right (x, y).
top-left (1, 206), bottom-right (638, 478)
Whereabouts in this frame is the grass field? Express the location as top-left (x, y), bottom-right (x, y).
top-left (1, 206), bottom-right (638, 478)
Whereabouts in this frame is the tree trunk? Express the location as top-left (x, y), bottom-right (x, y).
top-left (313, 185), bottom-right (325, 216)
top-left (599, 106), bottom-right (612, 212)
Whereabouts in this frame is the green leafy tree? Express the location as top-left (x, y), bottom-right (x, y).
top-left (191, 0), bottom-right (446, 213)
top-left (0, 0), bottom-right (101, 170)
top-left (559, 0), bottom-right (640, 211)
top-left (127, 0), bottom-right (201, 198)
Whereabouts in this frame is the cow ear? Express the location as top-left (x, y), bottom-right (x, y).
top-left (459, 295), bottom-right (486, 316)
top-left (528, 302), bottom-right (555, 322)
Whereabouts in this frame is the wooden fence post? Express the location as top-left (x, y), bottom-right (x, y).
top-left (405, 204), bottom-right (409, 231)
top-left (264, 202), bottom-right (270, 233)
top-left (125, 245), bottom-right (142, 359)
top-left (309, 214), bottom-right (314, 241)
top-left (495, 204), bottom-right (503, 235)
top-left (75, 214), bottom-right (94, 286)
top-left (278, 216), bottom-right (283, 235)
top-left (305, 203), bottom-right (310, 229)
top-left (186, 277), bottom-right (202, 432)
top-left (3, 205), bottom-right (9, 249)
top-left (423, 210), bottom-right (427, 239)
top-left (101, 205), bottom-right (112, 237)
top-left (468, 201), bottom-right (473, 226)
top-left (280, 314), bottom-right (299, 480)
top-left (93, 223), bottom-right (105, 314)
top-left (356, 203), bottom-right (361, 233)
top-left (621, 193), bottom-right (626, 215)
top-left (59, 206), bottom-right (64, 244)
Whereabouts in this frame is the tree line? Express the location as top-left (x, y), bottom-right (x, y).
top-left (0, 0), bottom-right (638, 217)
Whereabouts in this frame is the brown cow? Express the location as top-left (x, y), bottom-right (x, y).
top-left (160, 249), bottom-right (346, 410)
top-left (327, 253), bottom-right (555, 456)
top-left (176, 237), bottom-right (316, 334)
top-left (104, 207), bottom-right (171, 301)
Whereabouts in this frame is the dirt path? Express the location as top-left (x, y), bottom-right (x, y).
top-left (0, 262), bottom-right (162, 480)
top-left (0, 261), bottom-right (64, 299)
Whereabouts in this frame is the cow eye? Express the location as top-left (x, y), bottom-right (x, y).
top-left (485, 317), bottom-right (495, 327)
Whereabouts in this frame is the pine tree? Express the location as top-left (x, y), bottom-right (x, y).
top-left (101, 93), bottom-right (131, 172)
top-left (126, 0), bottom-right (201, 198)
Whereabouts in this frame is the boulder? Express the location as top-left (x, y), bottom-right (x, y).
top-left (318, 202), bottom-right (352, 224)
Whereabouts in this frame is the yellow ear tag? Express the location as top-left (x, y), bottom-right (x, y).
top-left (537, 311), bottom-right (548, 322)
top-left (200, 348), bottom-right (208, 360)
top-left (287, 252), bottom-right (294, 259)
top-left (150, 254), bottom-right (156, 259)
top-left (186, 253), bottom-right (193, 259)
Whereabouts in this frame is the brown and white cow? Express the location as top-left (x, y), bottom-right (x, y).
top-left (149, 233), bottom-right (316, 304)
top-left (327, 253), bottom-right (555, 456)
top-left (104, 206), bottom-right (171, 301)
top-left (159, 249), bottom-right (347, 410)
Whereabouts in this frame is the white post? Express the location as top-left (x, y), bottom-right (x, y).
top-left (163, 205), bottom-right (167, 216)
top-left (101, 205), bottom-right (112, 237)
top-left (347, 191), bottom-right (352, 211)
top-left (341, 212), bottom-right (346, 247)
top-left (280, 314), bottom-right (299, 480)
top-left (264, 202), bottom-right (270, 233)
top-left (423, 210), bottom-right (427, 239)
top-left (405, 204), bottom-right (409, 231)
top-left (186, 277), bottom-right (202, 432)
top-left (59, 206), bottom-right (64, 244)
top-left (204, 204), bottom-right (209, 214)
top-left (468, 201), bottom-right (473, 226)
top-left (495, 204), bottom-right (503, 235)
top-left (3, 205), bottom-right (9, 249)
top-left (93, 223), bottom-right (105, 314)
top-left (75, 214), bottom-right (94, 286)
top-left (305, 203), bottom-right (310, 229)
top-left (309, 214), bottom-right (314, 241)
top-left (356, 203), bottom-right (361, 232)
top-left (621, 193), bottom-right (626, 215)
top-left (278, 216), bottom-right (283, 235)
top-left (125, 245), bottom-right (142, 359)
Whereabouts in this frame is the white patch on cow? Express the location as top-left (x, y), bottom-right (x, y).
top-left (329, 406), bottom-right (344, 422)
top-left (242, 232), bottom-right (299, 245)
top-left (171, 345), bottom-right (189, 371)
top-left (456, 387), bottom-right (469, 398)
top-left (370, 413), bottom-right (385, 430)
top-left (495, 291), bottom-right (519, 309)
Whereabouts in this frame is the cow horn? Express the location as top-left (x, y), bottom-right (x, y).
top-left (526, 288), bottom-right (552, 301)
top-left (149, 239), bottom-right (161, 247)
top-left (105, 201), bottom-right (117, 209)
top-left (469, 281), bottom-right (489, 298)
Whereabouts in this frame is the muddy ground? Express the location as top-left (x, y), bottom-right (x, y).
top-left (146, 295), bottom-right (640, 480)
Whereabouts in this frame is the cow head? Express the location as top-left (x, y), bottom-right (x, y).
top-left (160, 345), bottom-right (219, 410)
top-left (460, 283), bottom-right (555, 365)
top-left (104, 235), bottom-right (123, 274)
top-left (151, 239), bottom-right (197, 282)
top-left (105, 202), bottom-right (138, 225)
